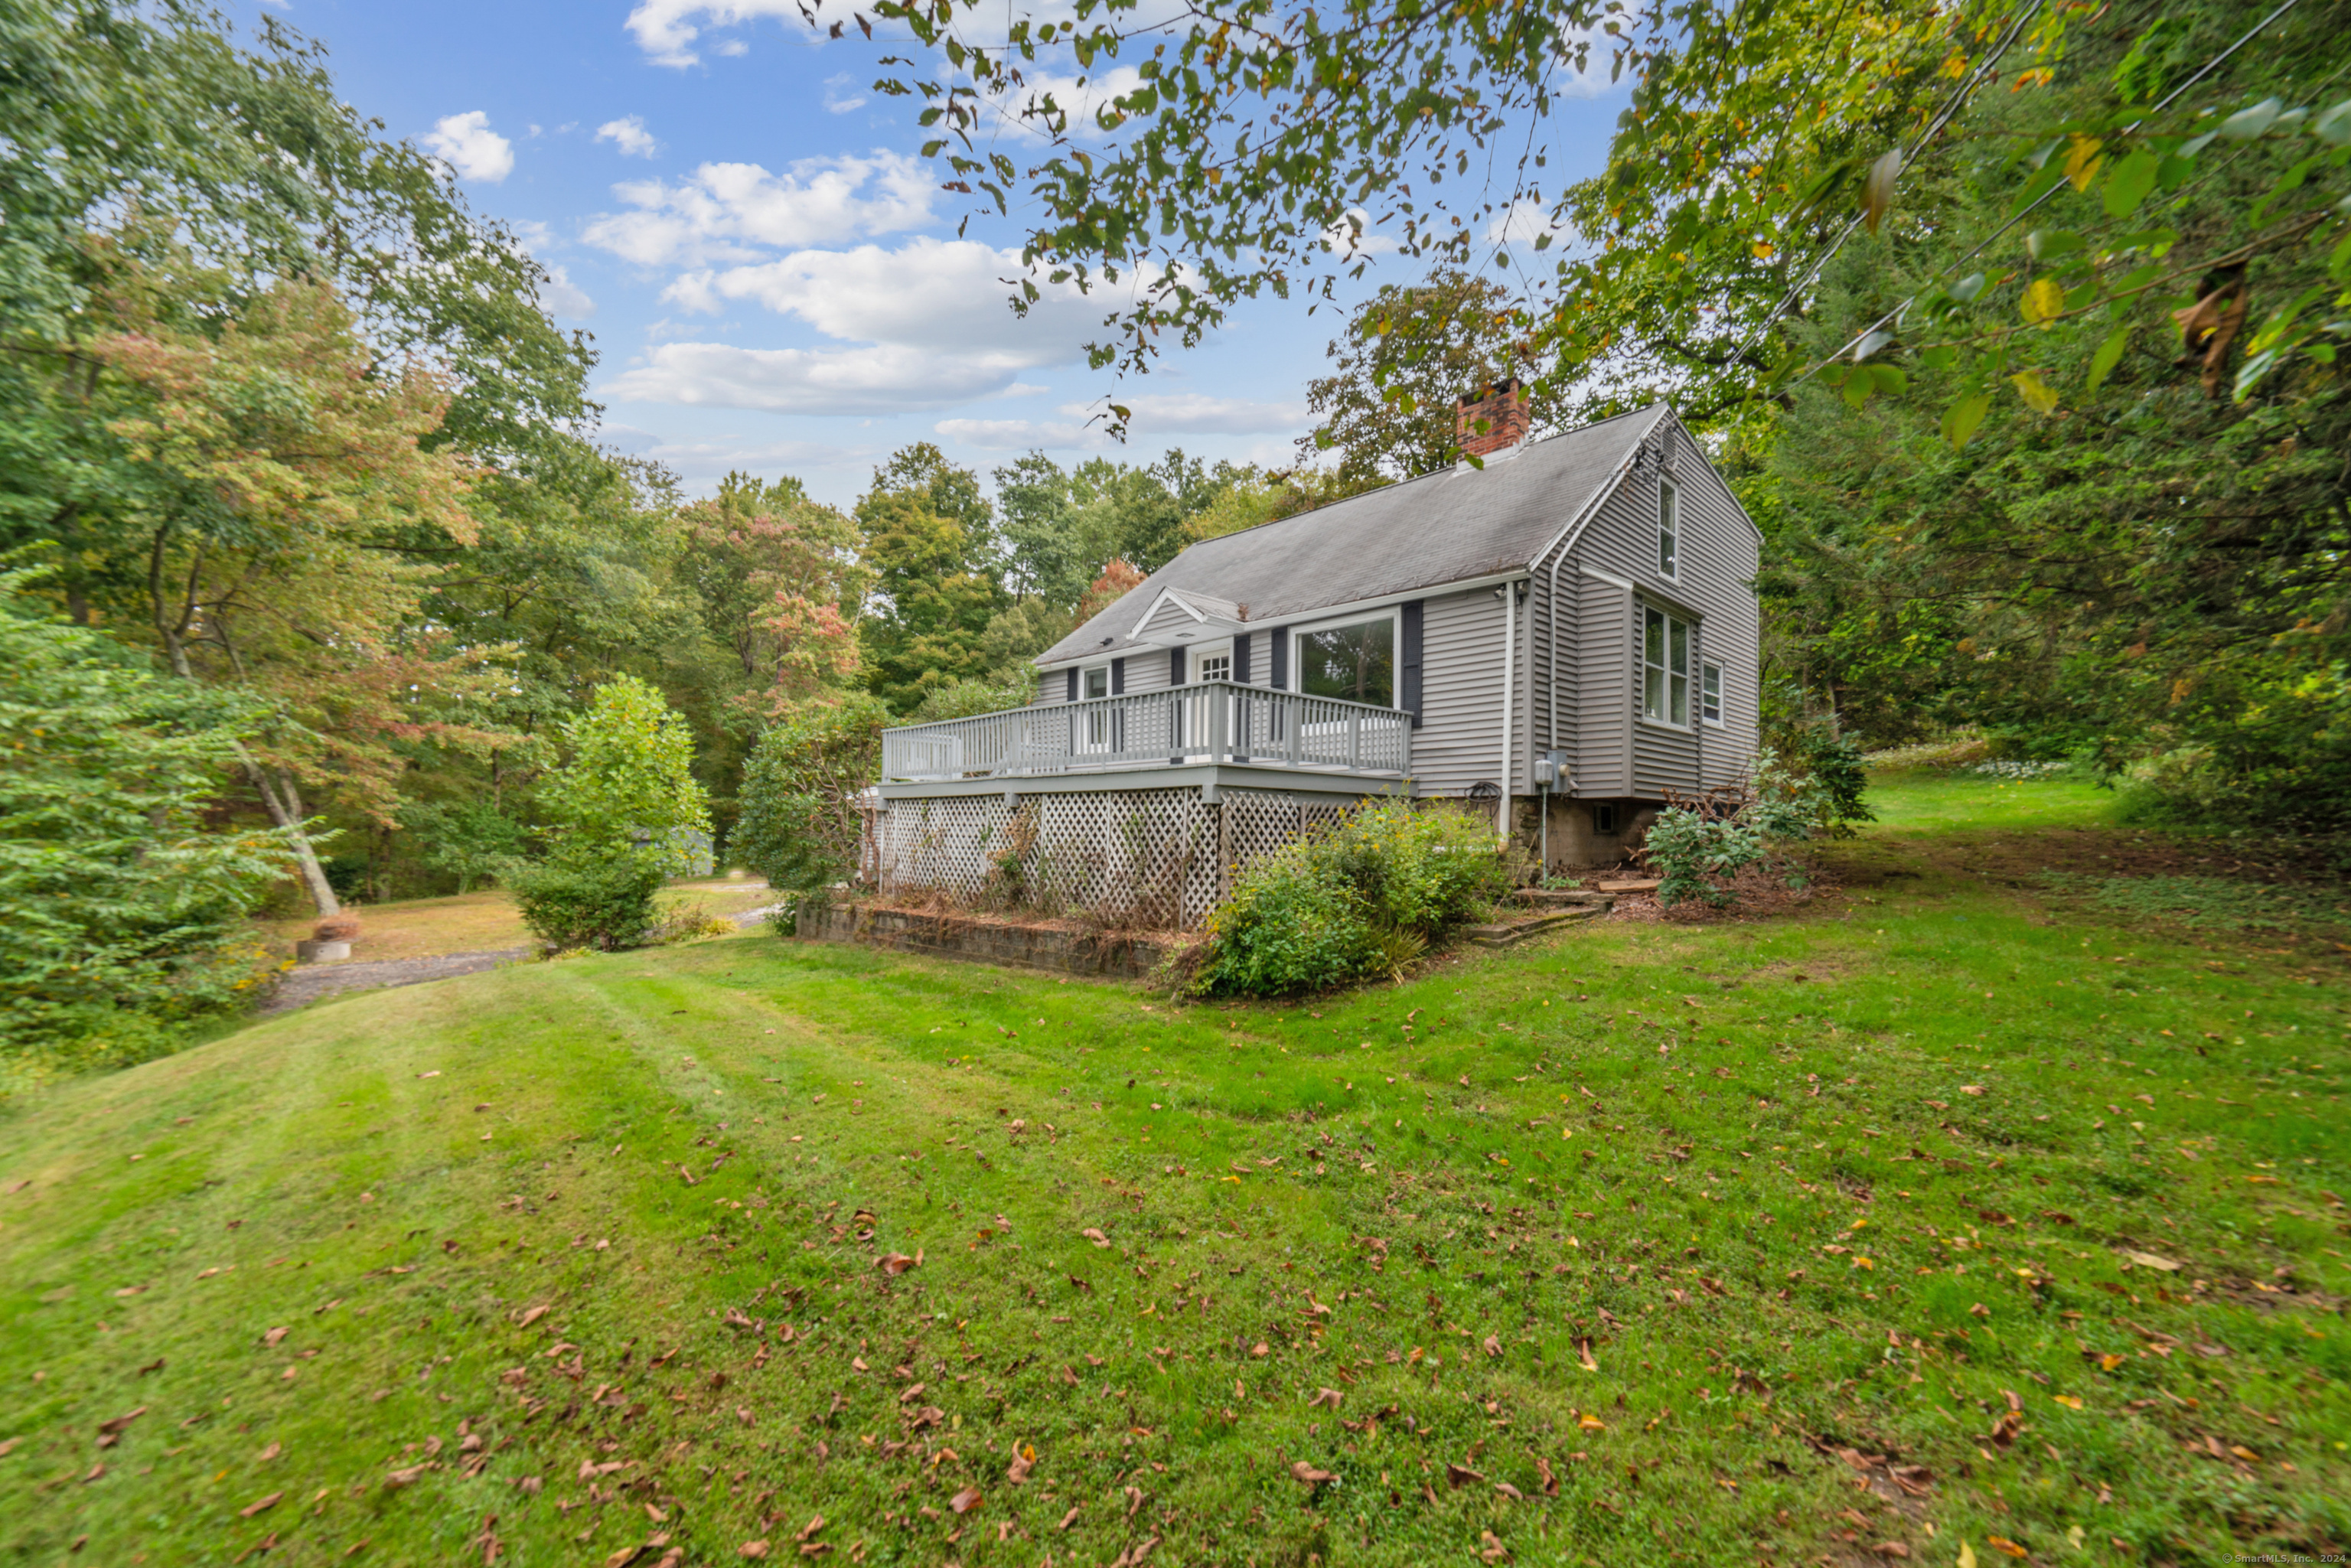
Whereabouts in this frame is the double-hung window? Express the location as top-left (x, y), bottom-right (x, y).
top-left (1658, 479), bottom-right (1680, 578)
top-left (1081, 664), bottom-right (1113, 749)
top-left (1701, 661), bottom-right (1723, 725)
top-left (1642, 605), bottom-right (1694, 727)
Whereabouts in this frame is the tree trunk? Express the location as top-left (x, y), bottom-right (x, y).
top-left (246, 758), bottom-right (342, 918)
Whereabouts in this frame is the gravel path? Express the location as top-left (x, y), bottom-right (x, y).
top-left (261, 947), bottom-right (535, 1014)
top-left (259, 900), bottom-right (787, 1015)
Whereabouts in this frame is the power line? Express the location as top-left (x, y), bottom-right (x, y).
top-left (1725, 0), bottom-right (2051, 371)
top-left (1782, 0), bottom-right (2307, 390)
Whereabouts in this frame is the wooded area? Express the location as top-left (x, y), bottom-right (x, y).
top-left (4, 0), bottom-right (2346, 1066)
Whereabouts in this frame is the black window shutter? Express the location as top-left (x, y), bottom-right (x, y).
top-left (1110, 657), bottom-right (1125, 695)
top-left (1234, 632), bottom-right (1252, 685)
top-left (1401, 599), bottom-right (1424, 729)
top-left (1169, 647), bottom-right (1185, 685)
top-left (1268, 628), bottom-right (1287, 690)
top-left (1065, 668), bottom-right (1078, 702)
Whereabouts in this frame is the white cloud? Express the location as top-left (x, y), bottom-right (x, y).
top-left (596, 116), bottom-right (661, 158)
top-left (1081, 392), bottom-right (1307, 435)
top-left (823, 73), bottom-right (868, 115)
top-left (582, 152), bottom-right (935, 266)
top-left (664, 237), bottom-right (1110, 356)
top-left (540, 265), bottom-right (596, 320)
top-left (424, 111), bottom-right (515, 184)
top-left (603, 240), bottom-right (1146, 416)
top-left (605, 341), bottom-right (1051, 416)
top-left (935, 417), bottom-right (1107, 451)
top-left (986, 64), bottom-right (1149, 141)
top-left (1321, 207), bottom-right (1400, 259)
top-left (624, 0), bottom-right (802, 67)
top-left (716, 37), bottom-right (749, 56)
top-left (1485, 198), bottom-right (1569, 250)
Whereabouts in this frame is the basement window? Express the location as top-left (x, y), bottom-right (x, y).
top-left (1594, 804), bottom-right (1620, 833)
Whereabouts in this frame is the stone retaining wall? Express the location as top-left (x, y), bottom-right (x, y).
top-left (795, 901), bottom-right (1188, 980)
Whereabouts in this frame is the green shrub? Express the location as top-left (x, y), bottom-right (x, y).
top-left (733, 696), bottom-right (890, 892)
top-left (1192, 801), bottom-right (1504, 996)
top-left (0, 572), bottom-right (294, 1074)
top-left (1644, 809), bottom-right (1772, 908)
top-left (510, 853), bottom-right (666, 951)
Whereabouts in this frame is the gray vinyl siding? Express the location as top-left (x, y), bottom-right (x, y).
top-left (1136, 598), bottom-right (1196, 640)
top-left (1574, 569), bottom-right (1629, 795)
top-left (1412, 585), bottom-right (1512, 797)
top-left (1121, 650), bottom-right (1171, 696)
top-left (1567, 420), bottom-right (1759, 797)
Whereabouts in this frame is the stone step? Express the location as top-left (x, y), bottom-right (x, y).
top-left (1463, 908), bottom-right (1602, 947)
top-left (1511, 888), bottom-right (1617, 908)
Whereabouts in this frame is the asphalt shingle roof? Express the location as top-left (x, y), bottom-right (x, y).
top-left (1036, 403), bottom-right (1671, 667)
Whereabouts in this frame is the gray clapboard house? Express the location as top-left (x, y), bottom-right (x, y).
top-left (869, 390), bottom-right (1762, 923)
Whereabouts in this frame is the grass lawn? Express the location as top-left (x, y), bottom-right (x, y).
top-left (3, 773), bottom-right (2345, 1566)
top-left (258, 878), bottom-right (779, 965)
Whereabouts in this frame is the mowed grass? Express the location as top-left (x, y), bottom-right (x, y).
top-left (3, 774), bottom-right (2346, 1567)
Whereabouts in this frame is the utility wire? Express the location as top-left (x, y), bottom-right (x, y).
top-left (1781, 0), bottom-right (2307, 389)
top-left (1724, 0), bottom-right (2051, 371)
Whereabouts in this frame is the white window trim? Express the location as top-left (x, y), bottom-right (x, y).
top-left (1638, 601), bottom-right (1697, 731)
top-left (1658, 477), bottom-right (1681, 581)
top-left (1286, 611), bottom-right (1403, 709)
top-left (1081, 663), bottom-right (1112, 701)
top-left (1700, 660), bottom-right (1724, 728)
top-left (1190, 641), bottom-right (1234, 684)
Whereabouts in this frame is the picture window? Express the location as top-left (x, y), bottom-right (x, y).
top-left (1294, 617), bottom-right (1396, 706)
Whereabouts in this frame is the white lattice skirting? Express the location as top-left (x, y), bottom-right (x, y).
top-left (868, 788), bottom-right (1358, 928)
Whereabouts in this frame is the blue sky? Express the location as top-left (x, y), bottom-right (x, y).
top-left (237, 0), bottom-right (1630, 506)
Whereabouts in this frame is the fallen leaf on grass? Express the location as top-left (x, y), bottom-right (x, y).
top-left (1081, 1229), bottom-right (1110, 1247)
top-left (1307, 1388), bottom-right (1344, 1409)
top-left (255, 1442), bottom-right (281, 1462)
top-left (1479, 1528), bottom-right (1510, 1563)
top-left (239, 1492), bottom-right (282, 1518)
top-left (96, 1408), bottom-right (146, 1438)
top-left (739, 1544), bottom-right (768, 1560)
top-left (949, 1488), bottom-right (983, 1514)
top-left (1573, 1337), bottom-right (1598, 1372)
top-left (874, 1253), bottom-right (919, 1276)
top-left (516, 1305), bottom-right (551, 1328)
top-left (1577, 1415), bottom-right (1606, 1432)
top-left (1290, 1462), bottom-right (1335, 1486)
top-left (1446, 1462), bottom-right (1485, 1488)
top-left (1482, 1335), bottom-right (1502, 1358)
top-left (383, 1465), bottom-right (429, 1489)
top-left (1984, 1538), bottom-right (2029, 1560)
top-left (1495, 1481), bottom-right (1524, 1501)
top-left (2122, 1250), bottom-right (2181, 1273)
top-left (1872, 1544), bottom-right (1909, 1560)
top-left (262, 1328), bottom-right (288, 1348)
top-left (1006, 1448), bottom-right (1034, 1484)
top-left (1058, 1508), bottom-right (1080, 1531)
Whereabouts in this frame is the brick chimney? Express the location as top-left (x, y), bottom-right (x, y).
top-left (1455, 377), bottom-right (1528, 459)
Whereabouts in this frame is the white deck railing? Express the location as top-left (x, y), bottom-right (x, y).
top-left (880, 680), bottom-right (1412, 783)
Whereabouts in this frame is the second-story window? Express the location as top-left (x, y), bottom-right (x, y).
top-left (1198, 650), bottom-right (1232, 683)
top-left (1658, 479), bottom-right (1680, 578)
top-left (1084, 666), bottom-right (1110, 700)
top-left (1642, 605), bottom-right (1692, 726)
